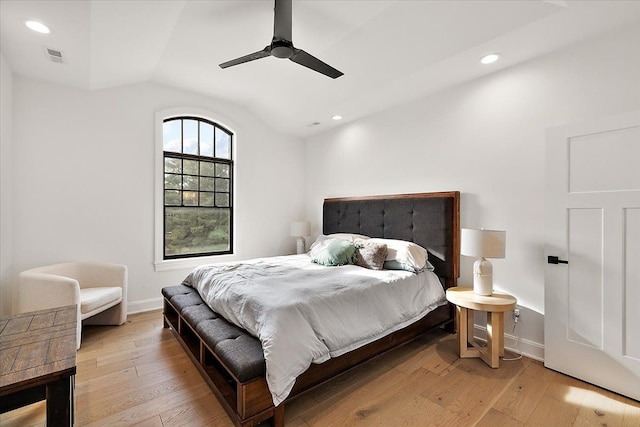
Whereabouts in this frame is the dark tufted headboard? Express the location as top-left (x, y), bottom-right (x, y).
top-left (323, 192), bottom-right (460, 288)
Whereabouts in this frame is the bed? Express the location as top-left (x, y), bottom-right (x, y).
top-left (162, 191), bottom-right (460, 427)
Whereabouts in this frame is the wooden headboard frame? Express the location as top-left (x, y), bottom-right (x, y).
top-left (322, 191), bottom-right (460, 289)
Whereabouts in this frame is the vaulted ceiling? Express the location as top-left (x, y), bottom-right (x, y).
top-left (2, 1), bottom-right (639, 137)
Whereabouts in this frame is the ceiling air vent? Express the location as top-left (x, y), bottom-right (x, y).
top-left (43, 47), bottom-right (64, 64)
top-left (307, 121), bottom-right (321, 127)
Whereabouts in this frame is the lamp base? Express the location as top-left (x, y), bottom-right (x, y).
top-left (473, 258), bottom-right (493, 295)
top-left (296, 237), bottom-right (306, 254)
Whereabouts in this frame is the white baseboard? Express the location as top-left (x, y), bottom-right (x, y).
top-left (125, 299), bottom-right (546, 361)
top-left (127, 297), bottom-right (163, 315)
top-left (473, 324), bottom-right (544, 362)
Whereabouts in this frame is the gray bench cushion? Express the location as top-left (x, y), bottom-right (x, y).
top-left (183, 303), bottom-right (219, 326)
top-left (215, 334), bottom-right (265, 382)
top-left (170, 292), bottom-right (204, 311)
top-left (163, 285), bottom-right (265, 382)
top-left (162, 285), bottom-right (196, 299)
top-left (196, 318), bottom-right (266, 381)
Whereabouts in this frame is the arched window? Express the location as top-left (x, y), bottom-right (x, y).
top-left (162, 116), bottom-right (233, 259)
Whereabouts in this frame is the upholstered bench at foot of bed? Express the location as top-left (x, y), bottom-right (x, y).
top-left (161, 285), bottom-right (266, 382)
top-left (162, 285), bottom-right (279, 427)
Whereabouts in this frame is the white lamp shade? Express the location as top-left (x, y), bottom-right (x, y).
top-left (461, 228), bottom-right (506, 259)
top-left (290, 221), bottom-right (311, 237)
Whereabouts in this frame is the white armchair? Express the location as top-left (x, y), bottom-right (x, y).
top-left (18, 262), bottom-right (127, 349)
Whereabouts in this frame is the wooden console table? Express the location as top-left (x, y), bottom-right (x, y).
top-left (446, 287), bottom-right (517, 368)
top-left (0, 305), bottom-right (77, 425)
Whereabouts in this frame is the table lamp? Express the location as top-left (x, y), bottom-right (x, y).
top-left (290, 221), bottom-right (311, 254)
top-left (461, 228), bottom-right (506, 295)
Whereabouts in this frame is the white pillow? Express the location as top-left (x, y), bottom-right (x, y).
top-left (309, 236), bottom-right (333, 257)
top-left (309, 233), bottom-right (370, 253)
top-left (367, 238), bottom-right (428, 272)
top-left (327, 233), bottom-right (370, 242)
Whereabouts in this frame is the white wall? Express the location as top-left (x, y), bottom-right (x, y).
top-left (11, 78), bottom-right (305, 313)
top-left (304, 24), bottom-right (640, 359)
top-left (0, 52), bottom-right (14, 316)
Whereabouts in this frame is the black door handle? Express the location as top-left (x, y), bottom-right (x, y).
top-left (548, 256), bottom-right (568, 265)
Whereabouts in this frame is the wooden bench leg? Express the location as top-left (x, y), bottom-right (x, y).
top-left (273, 404), bottom-right (285, 427)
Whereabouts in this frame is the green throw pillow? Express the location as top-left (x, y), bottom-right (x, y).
top-left (312, 239), bottom-right (358, 266)
top-left (383, 259), bottom-right (436, 273)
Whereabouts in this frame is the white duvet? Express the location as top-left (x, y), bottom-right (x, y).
top-left (183, 254), bottom-right (446, 406)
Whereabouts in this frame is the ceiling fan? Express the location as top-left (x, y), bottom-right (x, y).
top-left (219, 0), bottom-right (343, 79)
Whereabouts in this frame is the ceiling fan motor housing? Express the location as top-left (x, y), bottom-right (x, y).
top-left (271, 40), bottom-right (294, 59)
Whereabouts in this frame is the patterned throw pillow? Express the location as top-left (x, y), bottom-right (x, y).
top-left (355, 241), bottom-right (388, 270)
top-left (368, 238), bottom-right (429, 272)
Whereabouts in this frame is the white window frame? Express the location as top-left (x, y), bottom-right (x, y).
top-left (154, 107), bottom-right (238, 271)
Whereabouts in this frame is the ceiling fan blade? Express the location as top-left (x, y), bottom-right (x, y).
top-left (290, 49), bottom-right (343, 79)
top-left (219, 47), bottom-right (271, 69)
top-left (273, 0), bottom-right (292, 41)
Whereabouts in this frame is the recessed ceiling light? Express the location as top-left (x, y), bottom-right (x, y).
top-left (25, 20), bottom-right (51, 34)
top-left (480, 53), bottom-right (500, 65)
top-left (331, 115), bottom-right (342, 121)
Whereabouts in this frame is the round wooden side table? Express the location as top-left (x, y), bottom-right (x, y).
top-left (446, 287), bottom-right (517, 368)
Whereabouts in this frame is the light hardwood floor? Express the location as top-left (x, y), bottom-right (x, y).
top-left (1, 309), bottom-right (638, 426)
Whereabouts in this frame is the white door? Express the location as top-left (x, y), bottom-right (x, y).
top-left (544, 110), bottom-right (640, 401)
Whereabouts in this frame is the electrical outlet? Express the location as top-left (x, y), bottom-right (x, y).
top-left (513, 308), bottom-right (520, 323)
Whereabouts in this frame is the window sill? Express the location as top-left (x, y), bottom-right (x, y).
top-left (154, 254), bottom-right (236, 272)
